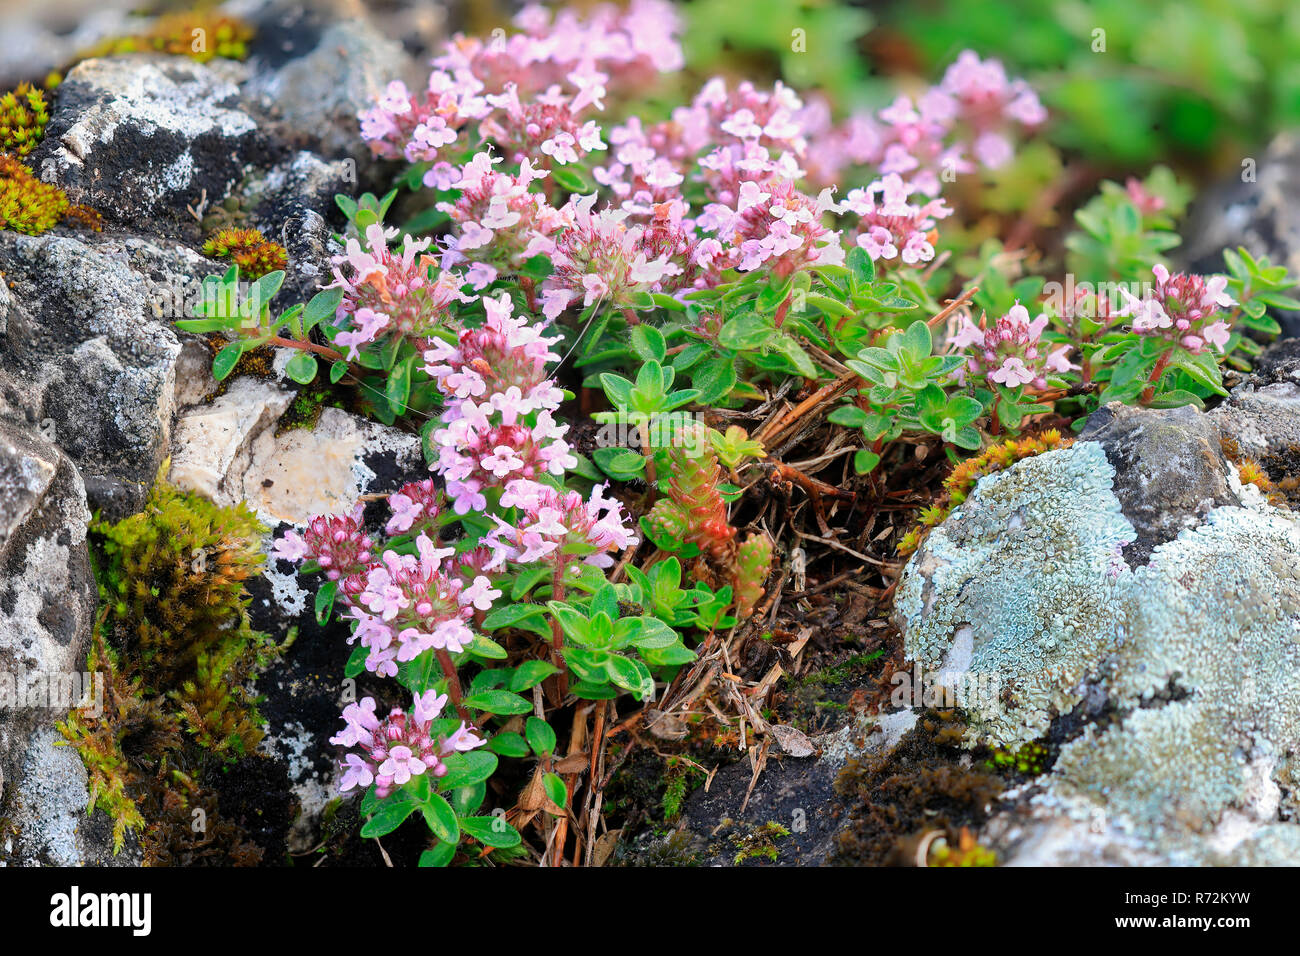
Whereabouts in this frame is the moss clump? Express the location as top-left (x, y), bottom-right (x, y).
top-left (0, 83), bottom-right (49, 158)
top-left (278, 388), bottom-right (326, 433)
top-left (59, 469), bottom-right (281, 861)
top-left (927, 827), bottom-right (997, 867)
top-left (661, 757), bottom-right (706, 822)
top-left (986, 739), bottom-right (1050, 776)
top-left (832, 711), bottom-right (1004, 866)
top-left (0, 156), bottom-right (101, 235)
top-left (731, 821), bottom-right (791, 865)
top-left (78, 11), bottom-right (254, 65)
top-left (203, 227), bottom-right (287, 279)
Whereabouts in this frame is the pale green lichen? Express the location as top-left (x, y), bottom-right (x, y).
top-left (895, 441), bottom-right (1134, 747)
top-left (896, 439), bottom-right (1300, 861)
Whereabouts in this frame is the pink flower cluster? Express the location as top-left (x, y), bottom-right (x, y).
top-left (275, 484), bottom-right (503, 677)
top-left (437, 152), bottom-right (568, 288)
top-left (359, 0), bottom-right (682, 183)
top-left (841, 173), bottom-right (953, 265)
top-left (332, 693), bottom-right (485, 798)
top-left (423, 293), bottom-right (575, 513)
top-left (540, 194), bottom-right (701, 317)
top-left (952, 303), bottom-right (1077, 390)
top-left (802, 50), bottom-right (1046, 193)
top-left (326, 223), bottom-right (476, 358)
top-left (1116, 265), bottom-right (1235, 354)
top-left (487, 479), bottom-right (638, 571)
top-left (273, 504), bottom-right (374, 585)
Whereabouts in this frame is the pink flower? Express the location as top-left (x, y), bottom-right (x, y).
top-left (333, 695), bottom-right (486, 797)
top-left (990, 356), bottom-right (1035, 387)
top-left (484, 480), bottom-right (638, 571)
top-left (1116, 266), bottom-right (1237, 354)
top-left (953, 301), bottom-right (1059, 390)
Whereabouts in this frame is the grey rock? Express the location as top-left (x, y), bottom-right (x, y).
top-left (39, 56), bottom-right (269, 228)
top-left (0, 230), bottom-right (217, 517)
top-left (1183, 133), bottom-right (1300, 337)
top-left (1247, 336), bottom-right (1300, 386)
top-left (246, 18), bottom-right (415, 160)
top-left (1212, 342), bottom-right (1300, 506)
top-left (217, 150), bottom-right (354, 304)
top-left (0, 420), bottom-right (121, 865)
top-left (1079, 402), bottom-right (1234, 566)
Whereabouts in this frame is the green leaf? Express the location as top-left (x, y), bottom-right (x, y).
top-left (690, 359), bottom-right (737, 405)
top-left (467, 634), bottom-right (509, 660)
top-left (285, 352), bottom-right (318, 385)
top-left (543, 772), bottom-right (568, 809)
top-left (360, 796), bottom-right (416, 838)
top-left (212, 342), bottom-right (244, 381)
top-left (343, 643), bottom-right (367, 679)
top-left (437, 751), bottom-right (499, 791)
top-left (526, 716), bottom-right (557, 757)
top-left (329, 360), bottom-right (349, 384)
top-left (847, 245), bottom-right (876, 286)
top-left (509, 660), bottom-right (559, 691)
top-left (549, 165), bottom-right (590, 194)
top-left (769, 334), bottom-right (818, 378)
top-left (482, 603), bottom-right (550, 639)
top-left (314, 579), bottom-right (338, 625)
top-left (854, 449), bottom-right (882, 474)
top-left (386, 353), bottom-right (415, 415)
top-left (303, 288), bottom-right (343, 332)
top-left (459, 815), bottom-right (522, 849)
top-left (631, 325), bottom-right (667, 363)
top-left (718, 311), bottom-right (772, 351)
top-left (418, 842), bottom-right (456, 867)
top-left (421, 793), bottom-right (459, 843)
top-left (462, 689), bottom-right (532, 715)
top-left (487, 732), bottom-right (530, 758)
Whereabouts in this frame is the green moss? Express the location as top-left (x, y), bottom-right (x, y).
top-left (0, 155), bottom-right (100, 235)
top-left (986, 740), bottom-right (1050, 776)
top-left (0, 83), bottom-right (49, 157)
top-left (59, 468), bottom-right (281, 861)
top-left (796, 649), bottom-right (885, 688)
top-left (731, 821), bottom-right (791, 865)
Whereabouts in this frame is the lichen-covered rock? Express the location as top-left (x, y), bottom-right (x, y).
top-left (896, 441), bottom-right (1133, 747)
top-left (0, 419), bottom-right (126, 865)
top-left (170, 385), bottom-right (423, 526)
top-left (207, 151), bottom-right (354, 304)
top-left (1212, 338), bottom-right (1300, 505)
top-left (39, 56), bottom-right (268, 226)
top-left (0, 231), bottom-right (216, 517)
top-left (895, 421), bottom-right (1300, 864)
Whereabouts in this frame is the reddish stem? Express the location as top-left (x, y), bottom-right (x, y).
top-left (1140, 347), bottom-right (1174, 405)
top-left (435, 648), bottom-right (472, 723)
top-left (264, 335), bottom-right (347, 364)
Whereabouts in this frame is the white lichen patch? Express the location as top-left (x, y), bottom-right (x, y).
top-left (1051, 505), bottom-right (1300, 829)
top-left (895, 442), bottom-right (1135, 747)
top-left (897, 439), bottom-right (1300, 860)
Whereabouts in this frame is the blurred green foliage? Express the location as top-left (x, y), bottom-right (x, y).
top-left (886, 0), bottom-right (1300, 164)
top-left (681, 0), bottom-right (875, 105)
